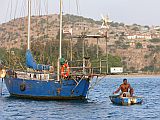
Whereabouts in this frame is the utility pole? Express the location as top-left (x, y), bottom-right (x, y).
top-left (82, 37), bottom-right (85, 74)
top-left (97, 38), bottom-right (99, 59)
top-left (100, 14), bottom-right (111, 74)
top-left (105, 32), bottom-right (108, 74)
top-left (70, 37), bottom-right (73, 62)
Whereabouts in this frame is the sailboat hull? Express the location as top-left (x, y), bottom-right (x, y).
top-left (4, 77), bottom-right (90, 100)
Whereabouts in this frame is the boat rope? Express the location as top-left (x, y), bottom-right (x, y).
top-left (86, 75), bottom-right (107, 98)
top-left (72, 75), bottom-right (85, 92)
top-left (88, 75), bottom-right (107, 91)
top-left (70, 75), bottom-right (79, 85)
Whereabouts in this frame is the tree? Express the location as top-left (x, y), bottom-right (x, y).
top-left (132, 27), bottom-right (139, 31)
top-left (119, 22), bottom-right (125, 27)
top-left (141, 66), bottom-right (154, 72)
top-left (136, 42), bottom-right (143, 49)
top-left (101, 54), bottom-right (122, 72)
top-left (130, 67), bottom-right (137, 73)
top-left (0, 48), bottom-right (8, 66)
top-left (144, 25), bottom-right (150, 29)
top-left (150, 38), bottom-right (160, 43)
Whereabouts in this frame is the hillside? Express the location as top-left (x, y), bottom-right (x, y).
top-left (0, 14), bottom-right (101, 48)
top-left (1, 14), bottom-right (160, 72)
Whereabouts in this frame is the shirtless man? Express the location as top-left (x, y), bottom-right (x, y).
top-left (113, 78), bottom-right (134, 97)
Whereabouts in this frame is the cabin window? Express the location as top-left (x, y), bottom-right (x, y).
top-left (34, 74), bottom-right (36, 78)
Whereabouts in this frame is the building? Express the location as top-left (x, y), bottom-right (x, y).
top-left (127, 34), bottom-right (152, 40)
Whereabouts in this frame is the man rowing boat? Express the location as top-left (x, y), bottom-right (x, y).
top-left (113, 78), bottom-right (134, 97)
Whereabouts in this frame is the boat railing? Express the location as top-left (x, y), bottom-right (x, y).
top-left (6, 65), bottom-right (102, 81)
top-left (69, 66), bottom-right (104, 76)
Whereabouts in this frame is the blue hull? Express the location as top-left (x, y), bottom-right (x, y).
top-left (109, 95), bottom-right (143, 105)
top-left (4, 77), bottom-right (90, 100)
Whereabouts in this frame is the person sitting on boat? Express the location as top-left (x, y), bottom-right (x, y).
top-left (113, 78), bottom-right (134, 97)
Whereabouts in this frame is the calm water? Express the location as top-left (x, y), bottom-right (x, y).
top-left (0, 76), bottom-right (160, 120)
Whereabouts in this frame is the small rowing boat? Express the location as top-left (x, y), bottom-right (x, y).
top-left (109, 92), bottom-right (143, 105)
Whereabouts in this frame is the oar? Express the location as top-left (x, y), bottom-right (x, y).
top-left (0, 78), bottom-right (3, 96)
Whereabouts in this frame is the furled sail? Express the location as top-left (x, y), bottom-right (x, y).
top-left (26, 50), bottom-right (50, 71)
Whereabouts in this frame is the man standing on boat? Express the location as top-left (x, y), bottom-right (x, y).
top-left (113, 78), bottom-right (134, 97)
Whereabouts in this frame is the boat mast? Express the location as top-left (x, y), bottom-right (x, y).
top-left (57, 0), bottom-right (63, 81)
top-left (27, 0), bottom-right (31, 50)
top-left (59, 0), bottom-right (62, 59)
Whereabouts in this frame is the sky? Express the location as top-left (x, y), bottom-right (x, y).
top-left (0, 0), bottom-right (160, 26)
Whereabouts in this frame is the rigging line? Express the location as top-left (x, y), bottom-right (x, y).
top-left (8, 0), bottom-right (13, 68)
top-left (32, 0), bottom-right (37, 38)
top-left (19, 0), bottom-right (27, 32)
top-left (19, 0), bottom-right (25, 49)
top-left (20, 1), bottom-right (25, 27)
top-left (35, 0), bottom-right (39, 47)
top-left (69, 0), bottom-right (71, 14)
top-left (40, 0), bottom-right (47, 63)
top-left (75, 0), bottom-right (80, 15)
top-left (9, 0), bottom-right (12, 20)
top-left (19, 1), bottom-right (24, 18)
top-left (39, 0), bottom-right (41, 16)
top-left (13, 0), bottom-right (20, 60)
top-left (41, 0), bottom-right (45, 15)
top-left (5, 0), bottom-right (11, 22)
top-left (34, 0), bottom-right (40, 16)
top-left (34, 0), bottom-right (37, 15)
top-left (33, 0), bottom-right (38, 15)
top-left (36, 0), bottom-right (39, 15)
top-left (88, 75), bottom-right (107, 91)
top-left (14, 0), bottom-right (18, 19)
top-left (68, 0), bottom-right (71, 21)
top-left (20, 0), bottom-right (26, 18)
top-left (76, 0), bottom-right (83, 24)
top-left (32, 0), bottom-right (36, 16)
top-left (44, 0), bottom-right (48, 15)
top-left (44, 0), bottom-right (49, 37)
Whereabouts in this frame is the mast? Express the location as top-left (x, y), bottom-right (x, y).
top-left (27, 0), bottom-right (31, 50)
top-left (57, 0), bottom-right (63, 81)
top-left (59, 0), bottom-right (62, 59)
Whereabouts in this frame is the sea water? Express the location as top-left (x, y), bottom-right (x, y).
top-left (0, 77), bottom-right (160, 120)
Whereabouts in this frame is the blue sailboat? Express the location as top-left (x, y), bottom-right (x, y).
top-left (4, 0), bottom-right (91, 100)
